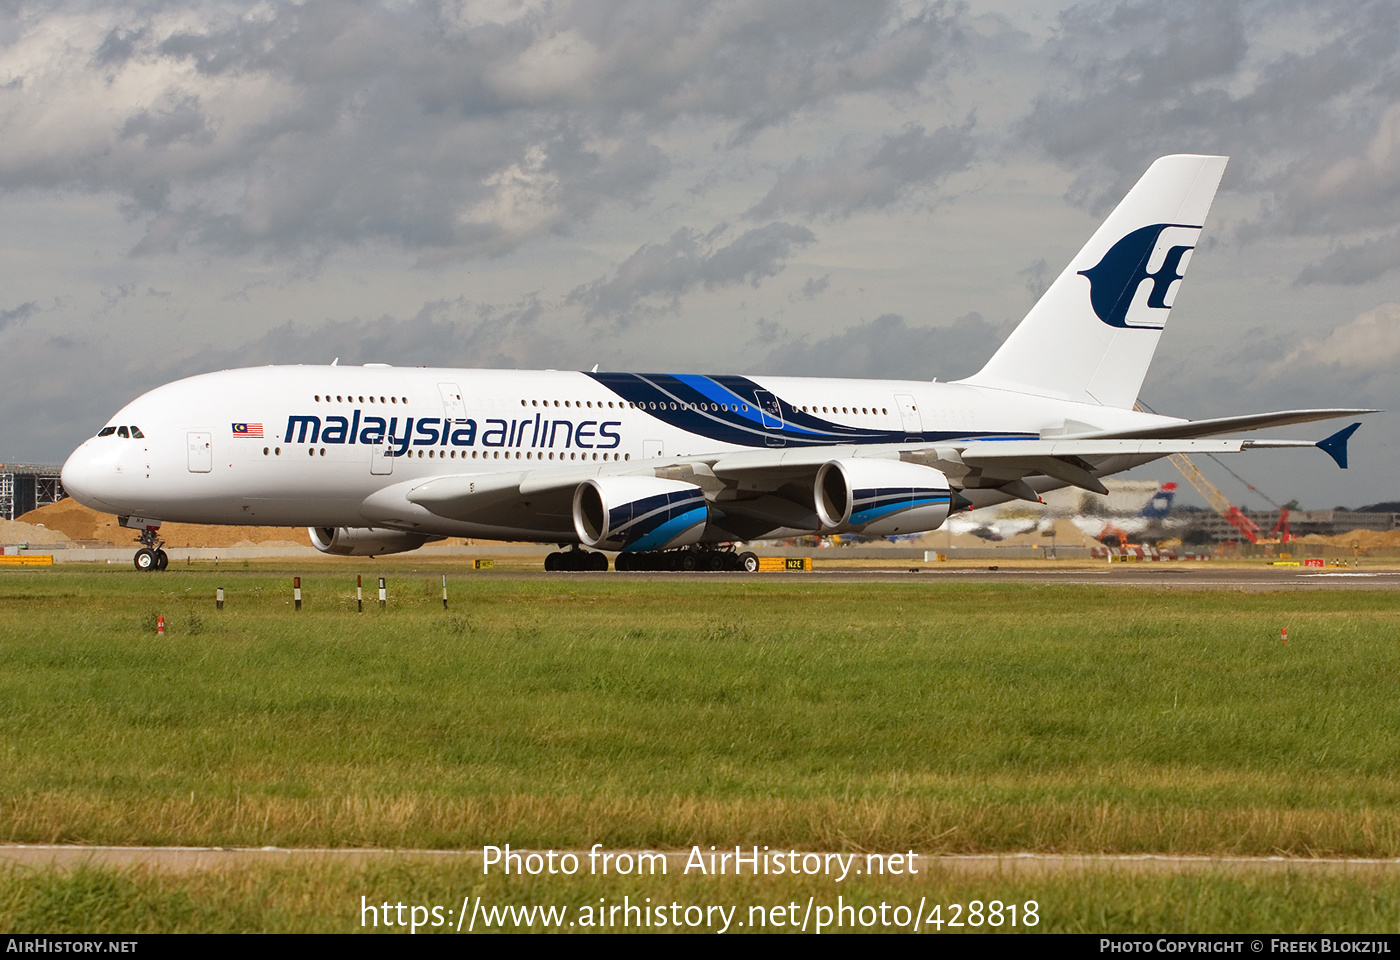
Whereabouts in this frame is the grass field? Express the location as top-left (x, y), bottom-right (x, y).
top-left (7, 860), bottom-right (1400, 933)
top-left (3, 564), bottom-right (1399, 931)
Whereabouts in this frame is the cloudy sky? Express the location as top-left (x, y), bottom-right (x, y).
top-left (2, 0), bottom-right (1397, 510)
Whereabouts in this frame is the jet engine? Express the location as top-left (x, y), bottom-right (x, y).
top-left (814, 459), bottom-right (952, 536)
top-left (309, 526), bottom-right (443, 557)
top-left (573, 477), bottom-right (708, 552)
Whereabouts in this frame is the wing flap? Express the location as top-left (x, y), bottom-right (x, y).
top-left (958, 437), bottom-right (1318, 495)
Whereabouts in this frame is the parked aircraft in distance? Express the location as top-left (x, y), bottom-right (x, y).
top-left (1070, 481), bottom-right (1179, 547)
top-left (946, 480), bottom-right (1177, 544)
top-left (62, 155), bottom-right (1369, 572)
top-left (945, 509), bottom-right (1052, 544)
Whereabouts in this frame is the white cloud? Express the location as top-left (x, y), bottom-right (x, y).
top-left (0, 1), bottom-right (963, 258)
top-left (489, 27), bottom-right (603, 104)
top-left (568, 221), bottom-right (817, 324)
top-left (1266, 302), bottom-right (1400, 375)
top-left (461, 144), bottom-right (564, 254)
top-left (747, 119), bottom-right (976, 219)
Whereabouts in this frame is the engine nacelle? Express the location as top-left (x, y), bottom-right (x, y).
top-left (573, 477), bottom-right (708, 552)
top-left (309, 526), bottom-right (442, 557)
top-left (814, 459), bottom-right (952, 536)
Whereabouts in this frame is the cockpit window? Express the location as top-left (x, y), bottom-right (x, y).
top-left (117, 426), bottom-right (130, 438)
top-left (130, 426), bottom-right (144, 439)
top-left (97, 426), bottom-right (117, 437)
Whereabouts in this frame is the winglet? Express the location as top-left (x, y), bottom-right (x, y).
top-left (1317, 422), bottom-right (1362, 469)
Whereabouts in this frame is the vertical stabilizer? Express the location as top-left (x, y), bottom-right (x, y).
top-left (960, 155), bottom-right (1227, 408)
top-left (1140, 481), bottom-right (1178, 520)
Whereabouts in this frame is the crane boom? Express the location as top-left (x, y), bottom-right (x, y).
top-left (1132, 402), bottom-right (1263, 544)
top-left (1166, 452), bottom-right (1261, 543)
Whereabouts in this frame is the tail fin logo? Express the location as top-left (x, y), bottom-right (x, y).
top-left (1141, 481), bottom-right (1177, 520)
top-left (1078, 223), bottom-right (1201, 330)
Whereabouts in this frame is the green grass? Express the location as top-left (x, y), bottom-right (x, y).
top-left (5, 861), bottom-right (1400, 933)
top-left (3, 566), bottom-right (1399, 855)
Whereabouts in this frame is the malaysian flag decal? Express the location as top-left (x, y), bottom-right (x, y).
top-left (232, 422), bottom-right (264, 438)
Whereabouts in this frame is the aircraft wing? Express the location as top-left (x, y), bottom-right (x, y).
top-left (1065, 408), bottom-right (1377, 441)
top-left (388, 420), bottom-right (1365, 534)
top-left (949, 436), bottom-right (1324, 497)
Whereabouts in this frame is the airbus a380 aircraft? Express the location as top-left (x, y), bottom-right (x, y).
top-left (61, 155), bottom-right (1370, 572)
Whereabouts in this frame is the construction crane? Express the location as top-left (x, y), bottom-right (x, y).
top-left (1134, 402), bottom-right (1263, 543)
top-left (1164, 453), bottom-right (1261, 543)
top-left (1195, 447), bottom-right (1294, 544)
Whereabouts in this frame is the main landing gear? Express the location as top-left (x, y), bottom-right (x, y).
top-left (544, 547), bottom-right (609, 572)
top-left (540, 547), bottom-right (760, 572)
top-left (613, 548), bottom-right (759, 572)
top-left (132, 528), bottom-right (169, 572)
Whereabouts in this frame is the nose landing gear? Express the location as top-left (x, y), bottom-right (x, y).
top-left (132, 528), bottom-right (169, 572)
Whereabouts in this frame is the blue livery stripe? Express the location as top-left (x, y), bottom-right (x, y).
top-left (587, 372), bottom-right (1036, 449)
top-left (625, 507), bottom-right (709, 552)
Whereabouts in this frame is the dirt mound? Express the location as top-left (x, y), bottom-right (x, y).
top-left (16, 499), bottom-right (312, 548)
top-left (0, 517), bottom-right (71, 545)
top-left (15, 498), bottom-right (108, 541)
top-left (1295, 528), bottom-right (1400, 549)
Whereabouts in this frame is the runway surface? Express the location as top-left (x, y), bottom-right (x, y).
top-left (478, 565), bottom-right (1400, 590)
top-left (811, 567), bottom-right (1400, 589)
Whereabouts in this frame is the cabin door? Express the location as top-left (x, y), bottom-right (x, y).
top-left (187, 432), bottom-right (212, 473)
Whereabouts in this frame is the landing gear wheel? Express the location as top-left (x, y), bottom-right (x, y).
top-left (133, 526), bottom-right (167, 572)
top-left (546, 549), bottom-right (608, 571)
top-left (678, 552), bottom-right (698, 572)
top-left (739, 552), bottom-right (760, 573)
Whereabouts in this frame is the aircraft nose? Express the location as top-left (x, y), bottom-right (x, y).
top-left (61, 441), bottom-right (122, 512)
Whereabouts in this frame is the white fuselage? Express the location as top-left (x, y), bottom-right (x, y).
top-left (60, 364), bottom-right (1172, 544)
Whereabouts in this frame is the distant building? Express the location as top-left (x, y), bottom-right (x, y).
top-left (1177, 507), bottom-right (1400, 543)
top-left (0, 463), bottom-right (64, 520)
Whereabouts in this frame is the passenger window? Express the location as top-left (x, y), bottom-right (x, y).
top-left (117, 426), bottom-right (130, 438)
top-left (97, 426), bottom-right (117, 437)
top-left (130, 426), bottom-right (144, 439)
